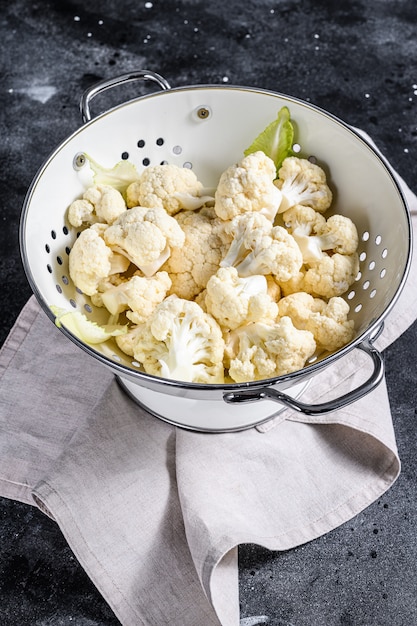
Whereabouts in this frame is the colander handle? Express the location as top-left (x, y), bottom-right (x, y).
top-left (223, 339), bottom-right (384, 416)
top-left (80, 70), bottom-right (171, 123)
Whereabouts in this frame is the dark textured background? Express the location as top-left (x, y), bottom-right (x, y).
top-left (1, 1), bottom-right (417, 624)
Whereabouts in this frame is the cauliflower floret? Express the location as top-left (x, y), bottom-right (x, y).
top-left (83, 185), bottom-right (127, 224)
top-left (162, 208), bottom-right (228, 300)
top-left (100, 271), bottom-right (172, 324)
top-left (305, 297), bottom-right (355, 352)
top-left (204, 266), bottom-right (278, 330)
top-left (278, 292), bottom-right (355, 351)
top-left (67, 198), bottom-right (96, 228)
top-left (312, 213), bottom-right (359, 256)
top-left (115, 324), bottom-right (143, 357)
top-left (275, 156), bottom-right (333, 214)
top-left (126, 163), bottom-right (213, 215)
top-left (68, 185), bottom-right (127, 227)
top-left (234, 223), bottom-right (303, 282)
top-left (90, 272), bottom-right (127, 308)
top-left (220, 212), bottom-right (273, 268)
top-left (69, 224), bottom-right (129, 296)
top-left (303, 253), bottom-right (360, 298)
top-left (132, 295), bottom-right (225, 383)
top-left (104, 206), bottom-right (185, 277)
top-left (283, 205), bottom-right (358, 263)
top-left (225, 316), bottom-right (316, 382)
top-left (282, 204), bottom-right (326, 262)
top-left (277, 291), bottom-right (326, 327)
top-left (214, 151), bottom-right (282, 221)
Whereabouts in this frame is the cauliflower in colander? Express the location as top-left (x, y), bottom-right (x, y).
top-left (60, 108), bottom-right (360, 384)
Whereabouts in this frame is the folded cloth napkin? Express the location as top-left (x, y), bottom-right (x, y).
top-left (1, 134), bottom-right (417, 625)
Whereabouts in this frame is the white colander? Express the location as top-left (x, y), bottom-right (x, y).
top-left (19, 70), bottom-right (412, 432)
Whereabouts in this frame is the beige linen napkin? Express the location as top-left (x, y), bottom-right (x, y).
top-left (1, 136), bottom-right (416, 625)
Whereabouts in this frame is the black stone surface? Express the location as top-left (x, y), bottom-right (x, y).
top-left (1, 1), bottom-right (417, 624)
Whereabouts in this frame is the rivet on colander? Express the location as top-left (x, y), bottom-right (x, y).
top-left (73, 152), bottom-right (87, 170)
top-left (195, 106), bottom-right (211, 120)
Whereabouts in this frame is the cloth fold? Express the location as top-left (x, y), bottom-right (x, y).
top-left (1, 132), bottom-right (417, 625)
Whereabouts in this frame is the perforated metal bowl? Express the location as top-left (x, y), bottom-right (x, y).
top-left (19, 70), bottom-right (412, 431)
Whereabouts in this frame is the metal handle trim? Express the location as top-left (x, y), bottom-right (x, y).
top-left (80, 69), bottom-right (171, 123)
top-left (223, 339), bottom-right (384, 416)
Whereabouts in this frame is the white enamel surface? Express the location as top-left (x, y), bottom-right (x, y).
top-left (118, 376), bottom-right (310, 432)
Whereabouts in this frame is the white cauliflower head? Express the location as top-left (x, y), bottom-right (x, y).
top-left (306, 296), bottom-right (355, 352)
top-left (68, 185), bottom-right (127, 227)
top-left (234, 223), bottom-right (303, 282)
top-left (205, 266), bottom-right (279, 330)
top-left (67, 198), bottom-right (96, 228)
top-left (162, 208), bottom-right (227, 300)
top-left (126, 163), bottom-right (212, 215)
top-left (283, 205), bottom-right (358, 263)
top-left (313, 213), bottom-right (359, 255)
top-left (220, 212), bottom-right (273, 269)
top-left (214, 151), bottom-right (282, 221)
top-left (276, 156), bottom-right (333, 214)
top-left (104, 206), bottom-right (185, 277)
top-left (226, 316), bottom-right (316, 382)
top-left (115, 325), bottom-right (143, 357)
top-left (278, 292), bottom-right (355, 352)
top-left (303, 253), bottom-right (360, 298)
top-left (69, 224), bottom-right (129, 296)
top-left (132, 295), bottom-right (225, 383)
top-left (277, 291), bottom-right (326, 328)
top-left (83, 185), bottom-right (127, 224)
top-left (101, 271), bottom-right (172, 325)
